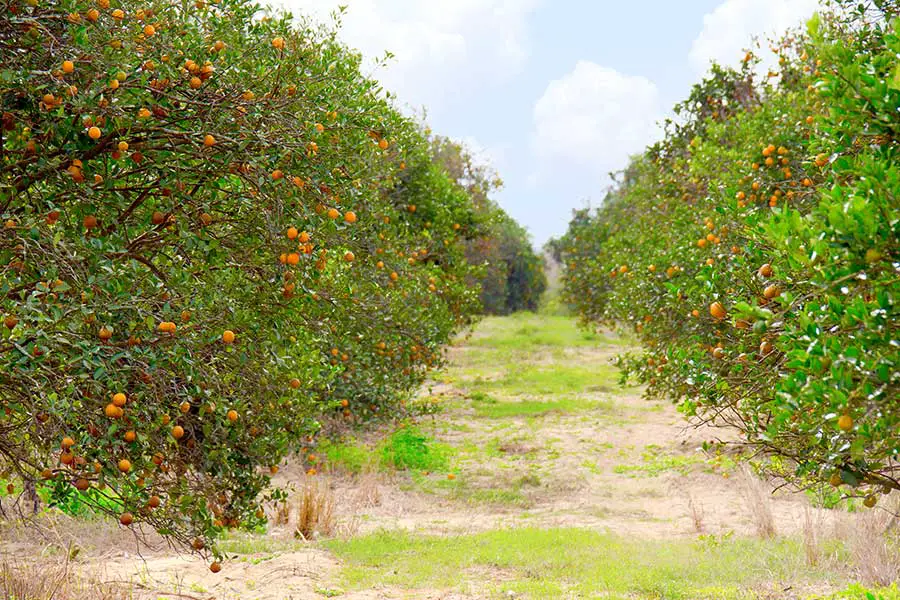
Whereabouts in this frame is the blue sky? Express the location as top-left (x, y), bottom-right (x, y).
top-left (281, 0), bottom-right (820, 247)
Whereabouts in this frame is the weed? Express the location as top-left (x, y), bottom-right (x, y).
top-left (379, 425), bottom-right (453, 473)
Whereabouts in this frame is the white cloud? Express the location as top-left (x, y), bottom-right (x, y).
top-left (689, 0), bottom-right (820, 74)
top-left (274, 0), bottom-right (540, 112)
top-left (531, 61), bottom-right (661, 182)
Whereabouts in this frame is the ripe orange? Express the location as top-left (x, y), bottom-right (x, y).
top-left (118, 459), bottom-right (131, 473)
top-left (180, 401), bottom-right (191, 413)
top-left (298, 231), bottom-right (310, 243)
top-left (123, 430), bottom-right (136, 443)
top-left (104, 403), bottom-right (120, 418)
top-left (763, 284), bottom-right (780, 300)
top-left (709, 302), bottom-right (726, 320)
top-left (148, 495), bottom-right (161, 508)
top-left (344, 211), bottom-right (357, 224)
top-left (287, 226), bottom-right (298, 239)
top-left (758, 263), bottom-right (773, 278)
top-left (84, 215), bottom-right (98, 229)
top-left (3, 315), bottom-right (17, 329)
top-left (289, 378), bottom-right (301, 389)
top-left (112, 392), bottom-right (127, 407)
top-left (189, 76), bottom-right (202, 89)
top-left (98, 327), bottom-right (112, 341)
top-left (120, 512), bottom-right (134, 526)
top-left (327, 207), bottom-right (340, 220)
top-left (390, 271), bottom-right (399, 281)
top-left (271, 36), bottom-right (285, 50)
top-left (61, 436), bottom-right (75, 449)
top-left (203, 134), bottom-right (216, 147)
top-left (838, 414), bottom-right (853, 432)
top-left (227, 409), bottom-right (238, 422)
top-left (271, 169), bottom-right (283, 180)
top-left (88, 126), bottom-right (101, 140)
top-left (344, 251), bottom-right (355, 262)
top-left (171, 425), bottom-right (185, 439)
top-left (222, 330), bottom-right (235, 344)
top-left (143, 24), bottom-right (155, 36)
top-left (378, 138), bottom-right (389, 150)
top-left (74, 478), bottom-right (90, 491)
top-left (62, 60), bottom-right (74, 74)
top-left (286, 253), bottom-right (300, 265)
top-left (210, 562), bottom-right (222, 573)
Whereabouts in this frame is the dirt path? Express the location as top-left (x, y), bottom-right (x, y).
top-left (3, 314), bottom-right (860, 599)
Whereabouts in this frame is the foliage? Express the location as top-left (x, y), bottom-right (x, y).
top-left (559, 2), bottom-right (899, 499)
top-left (431, 137), bottom-right (547, 314)
top-left (0, 0), bottom-right (491, 556)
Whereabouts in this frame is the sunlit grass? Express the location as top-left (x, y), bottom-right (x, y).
top-left (324, 527), bottom-right (847, 599)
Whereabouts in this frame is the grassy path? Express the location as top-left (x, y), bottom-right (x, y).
top-left (7, 313), bottom-right (890, 599)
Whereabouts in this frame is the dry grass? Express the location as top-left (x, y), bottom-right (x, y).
top-left (295, 476), bottom-right (335, 540)
top-left (352, 469), bottom-right (382, 509)
top-left (841, 499), bottom-right (900, 585)
top-left (739, 465), bottom-right (777, 538)
top-left (686, 492), bottom-right (705, 533)
top-left (0, 562), bottom-right (130, 600)
top-left (802, 505), bottom-right (823, 567)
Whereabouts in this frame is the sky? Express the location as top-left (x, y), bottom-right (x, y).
top-left (274, 0), bottom-right (821, 247)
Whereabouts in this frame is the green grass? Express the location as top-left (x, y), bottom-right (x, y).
top-left (379, 425), bottom-right (454, 472)
top-left (466, 313), bottom-right (613, 349)
top-left (469, 392), bottom-right (617, 419)
top-left (614, 445), bottom-right (707, 477)
top-left (465, 363), bottom-right (621, 397)
top-left (318, 438), bottom-right (373, 475)
top-left (324, 527), bottom-right (843, 599)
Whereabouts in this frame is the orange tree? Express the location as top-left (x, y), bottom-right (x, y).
top-left (559, 1), bottom-right (899, 503)
top-left (0, 0), bottom-right (486, 559)
top-left (431, 136), bottom-right (546, 314)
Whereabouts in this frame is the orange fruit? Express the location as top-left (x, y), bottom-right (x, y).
top-left (113, 392), bottom-right (127, 407)
top-left (222, 330), bottom-right (235, 344)
top-left (61, 436), bottom-right (75, 449)
top-left (148, 495), bottom-right (161, 508)
top-left (74, 478), bottom-right (90, 491)
top-left (298, 231), bottom-right (310, 243)
top-left (344, 211), bottom-right (357, 224)
top-left (124, 430), bottom-right (136, 443)
top-left (709, 302), bottom-right (726, 320)
top-left (104, 403), bottom-right (120, 418)
top-left (286, 253), bottom-right (300, 265)
top-left (289, 378), bottom-right (301, 389)
top-left (286, 226), bottom-right (298, 239)
top-left (271, 37), bottom-right (284, 50)
top-left (203, 134), bottom-right (216, 147)
top-left (210, 562), bottom-right (222, 573)
top-left (344, 251), bottom-right (355, 262)
top-left (98, 327), bottom-right (112, 341)
top-left (88, 126), bottom-right (101, 140)
top-left (838, 414), bottom-right (853, 432)
top-left (226, 409), bottom-right (238, 422)
top-left (758, 264), bottom-right (773, 278)
top-left (62, 60), bottom-right (75, 74)
top-left (120, 512), bottom-right (134, 526)
top-left (763, 284), bottom-right (780, 299)
top-left (84, 215), bottom-right (98, 229)
top-left (118, 459), bottom-right (131, 473)
top-left (171, 425), bottom-right (185, 439)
